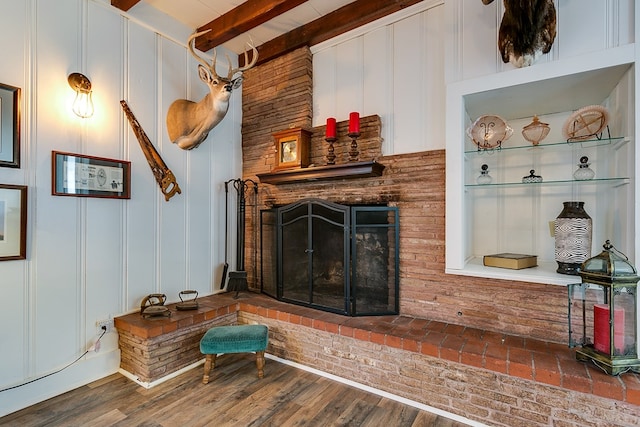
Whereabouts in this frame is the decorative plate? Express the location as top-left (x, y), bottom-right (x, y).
top-left (467, 115), bottom-right (513, 149)
top-left (562, 105), bottom-right (609, 141)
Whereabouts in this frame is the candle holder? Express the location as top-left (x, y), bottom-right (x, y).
top-left (325, 137), bottom-right (337, 165)
top-left (348, 132), bottom-right (360, 162)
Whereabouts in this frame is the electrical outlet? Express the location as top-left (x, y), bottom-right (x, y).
top-left (96, 318), bottom-right (114, 333)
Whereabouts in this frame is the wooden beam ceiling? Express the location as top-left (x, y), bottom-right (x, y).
top-left (236, 0), bottom-right (424, 66)
top-left (195, 0), bottom-right (309, 52)
top-left (112, 0), bottom-right (425, 66)
top-left (111, 0), bottom-right (141, 12)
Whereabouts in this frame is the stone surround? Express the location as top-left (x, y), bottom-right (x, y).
top-left (240, 46), bottom-right (572, 345)
top-left (115, 292), bottom-right (640, 426)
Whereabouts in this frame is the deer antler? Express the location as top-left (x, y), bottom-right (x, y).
top-left (187, 30), bottom-right (258, 81)
top-left (187, 29), bottom-right (222, 80)
top-left (228, 40), bottom-right (259, 79)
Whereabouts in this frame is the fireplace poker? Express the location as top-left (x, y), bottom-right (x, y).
top-left (220, 181), bottom-right (229, 290)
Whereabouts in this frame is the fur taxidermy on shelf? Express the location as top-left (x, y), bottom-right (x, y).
top-left (482, 0), bottom-right (556, 68)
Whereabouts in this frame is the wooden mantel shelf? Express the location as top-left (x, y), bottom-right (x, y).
top-left (257, 161), bottom-right (385, 184)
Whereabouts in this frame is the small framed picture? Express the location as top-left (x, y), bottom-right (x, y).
top-left (52, 151), bottom-right (131, 199)
top-left (0, 83), bottom-right (21, 168)
top-left (0, 184), bottom-right (27, 261)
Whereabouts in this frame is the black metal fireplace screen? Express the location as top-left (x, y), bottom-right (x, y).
top-left (261, 198), bottom-right (399, 316)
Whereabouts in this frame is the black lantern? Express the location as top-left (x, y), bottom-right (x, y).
top-left (568, 240), bottom-right (640, 375)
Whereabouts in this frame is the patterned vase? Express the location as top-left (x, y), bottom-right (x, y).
top-left (554, 201), bottom-right (592, 275)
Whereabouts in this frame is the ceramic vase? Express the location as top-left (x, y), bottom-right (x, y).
top-left (554, 201), bottom-right (592, 275)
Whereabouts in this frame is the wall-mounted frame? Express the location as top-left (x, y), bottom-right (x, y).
top-left (0, 184), bottom-right (27, 260)
top-left (52, 151), bottom-right (131, 199)
top-left (0, 83), bottom-right (21, 168)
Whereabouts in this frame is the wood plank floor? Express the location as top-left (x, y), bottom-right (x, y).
top-left (0, 354), bottom-right (471, 427)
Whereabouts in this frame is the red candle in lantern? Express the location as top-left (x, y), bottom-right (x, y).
top-left (348, 112), bottom-right (360, 134)
top-left (594, 304), bottom-right (625, 354)
top-left (326, 117), bottom-right (336, 139)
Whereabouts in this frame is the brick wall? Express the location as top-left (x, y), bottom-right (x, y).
top-left (115, 294), bottom-right (640, 427)
top-left (118, 311), bottom-right (236, 384)
top-left (240, 46), bottom-right (569, 344)
top-left (238, 308), bottom-right (640, 427)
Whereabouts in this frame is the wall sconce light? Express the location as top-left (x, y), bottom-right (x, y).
top-left (67, 72), bottom-right (94, 118)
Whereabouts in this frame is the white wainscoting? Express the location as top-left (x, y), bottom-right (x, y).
top-left (0, 0), bottom-right (240, 416)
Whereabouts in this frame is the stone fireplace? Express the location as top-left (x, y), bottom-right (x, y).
top-left (240, 46), bottom-right (570, 343)
top-left (260, 198), bottom-right (399, 316)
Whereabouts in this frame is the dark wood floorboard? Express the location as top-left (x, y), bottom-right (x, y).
top-left (0, 355), bottom-right (471, 427)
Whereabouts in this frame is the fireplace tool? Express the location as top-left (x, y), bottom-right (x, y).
top-left (220, 181), bottom-right (229, 290)
top-left (226, 178), bottom-right (258, 298)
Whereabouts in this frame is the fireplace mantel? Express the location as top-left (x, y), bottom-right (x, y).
top-left (256, 161), bottom-right (385, 184)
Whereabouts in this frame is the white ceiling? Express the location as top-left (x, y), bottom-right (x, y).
top-left (144, 0), bottom-right (355, 53)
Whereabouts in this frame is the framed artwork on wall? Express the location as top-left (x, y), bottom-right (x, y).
top-left (51, 151), bottom-right (131, 199)
top-left (0, 83), bottom-right (21, 168)
top-left (0, 184), bottom-right (27, 261)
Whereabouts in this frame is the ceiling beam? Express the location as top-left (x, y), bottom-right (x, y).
top-left (111, 0), bottom-right (142, 12)
top-left (237, 0), bottom-right (424, 66)
top-left (195, 0), bottom-right (309, 52)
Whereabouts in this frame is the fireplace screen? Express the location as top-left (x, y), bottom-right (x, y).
top-left (261, 198), bottom-right (399, 316)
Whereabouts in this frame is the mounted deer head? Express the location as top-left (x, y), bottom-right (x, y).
top-left (482, 0), bottom-right (556, 68)
top-left (166, 30), bottom-right (258, 150)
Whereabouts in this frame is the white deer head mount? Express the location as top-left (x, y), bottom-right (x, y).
top-left (166, 30), bottom-right (258, 150)
top-left (482, 0), bottom-right (556, 68)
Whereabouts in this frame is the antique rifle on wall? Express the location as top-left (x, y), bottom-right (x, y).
top-left (120, 100), bottom-right (181, 201)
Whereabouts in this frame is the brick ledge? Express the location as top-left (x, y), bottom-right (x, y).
top-left (114, 291), bottom-right (640, 406)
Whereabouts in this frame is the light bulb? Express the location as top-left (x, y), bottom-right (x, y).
top-left (68, 73), bottom-right (94, 118)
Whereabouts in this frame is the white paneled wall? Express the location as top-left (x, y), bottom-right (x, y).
top-left (0, 0), bottom-right (240, 416)
top-left (454, 0), bottom-right (635, 80)
top-left (311, 0), bottom-right (635, 156)
top-left (312, 1), bottom-right (446, 155)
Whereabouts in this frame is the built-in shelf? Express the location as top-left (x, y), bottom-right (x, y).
top-left (465, 177), bottom-right (630, 188)
top-left (257, 161), bottom-right (385, 184)
top-left (464, 136), bottom-right (628, 155)
top-left (445, 45), bottom-right (637, 285)
top-left (446, 258), bottom-right (576, 286)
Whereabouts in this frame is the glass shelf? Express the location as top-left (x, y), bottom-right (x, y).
top-left (464, 136), bottom-right (627, 155)
top-left (465, 177), bottom-right (630, 188)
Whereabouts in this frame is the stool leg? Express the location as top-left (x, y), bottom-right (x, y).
top-left (202, 354), bottom-right (217, 384)
top-left (256, 351), bottom-right (265, 379)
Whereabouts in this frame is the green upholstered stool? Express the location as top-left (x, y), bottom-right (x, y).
top-left (199, 324), bottom-right (268, 384)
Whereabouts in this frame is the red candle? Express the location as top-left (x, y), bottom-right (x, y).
top-left (348, 112), bottom-right (360, 134)
top-left (326, 117), bottom-right (336, 139)
top-left (594, 304), bottom-right (625, 354)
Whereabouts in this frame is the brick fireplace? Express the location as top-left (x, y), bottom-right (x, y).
top-left (113, 40), bottom-right (639, 427)
top-left (241, 46), bottom-right (570, 344)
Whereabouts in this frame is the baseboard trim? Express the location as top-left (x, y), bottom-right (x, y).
top-left (118, 359), bottom-right (205, 389)
top-left (265, 353), bottom-right (488, 427)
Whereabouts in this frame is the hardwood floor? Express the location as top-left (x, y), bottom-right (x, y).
top-left (0, 354), bottom-right (471, 427)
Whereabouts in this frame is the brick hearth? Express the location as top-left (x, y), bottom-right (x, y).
top-left (115, 292), bottom-right (640, 426)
